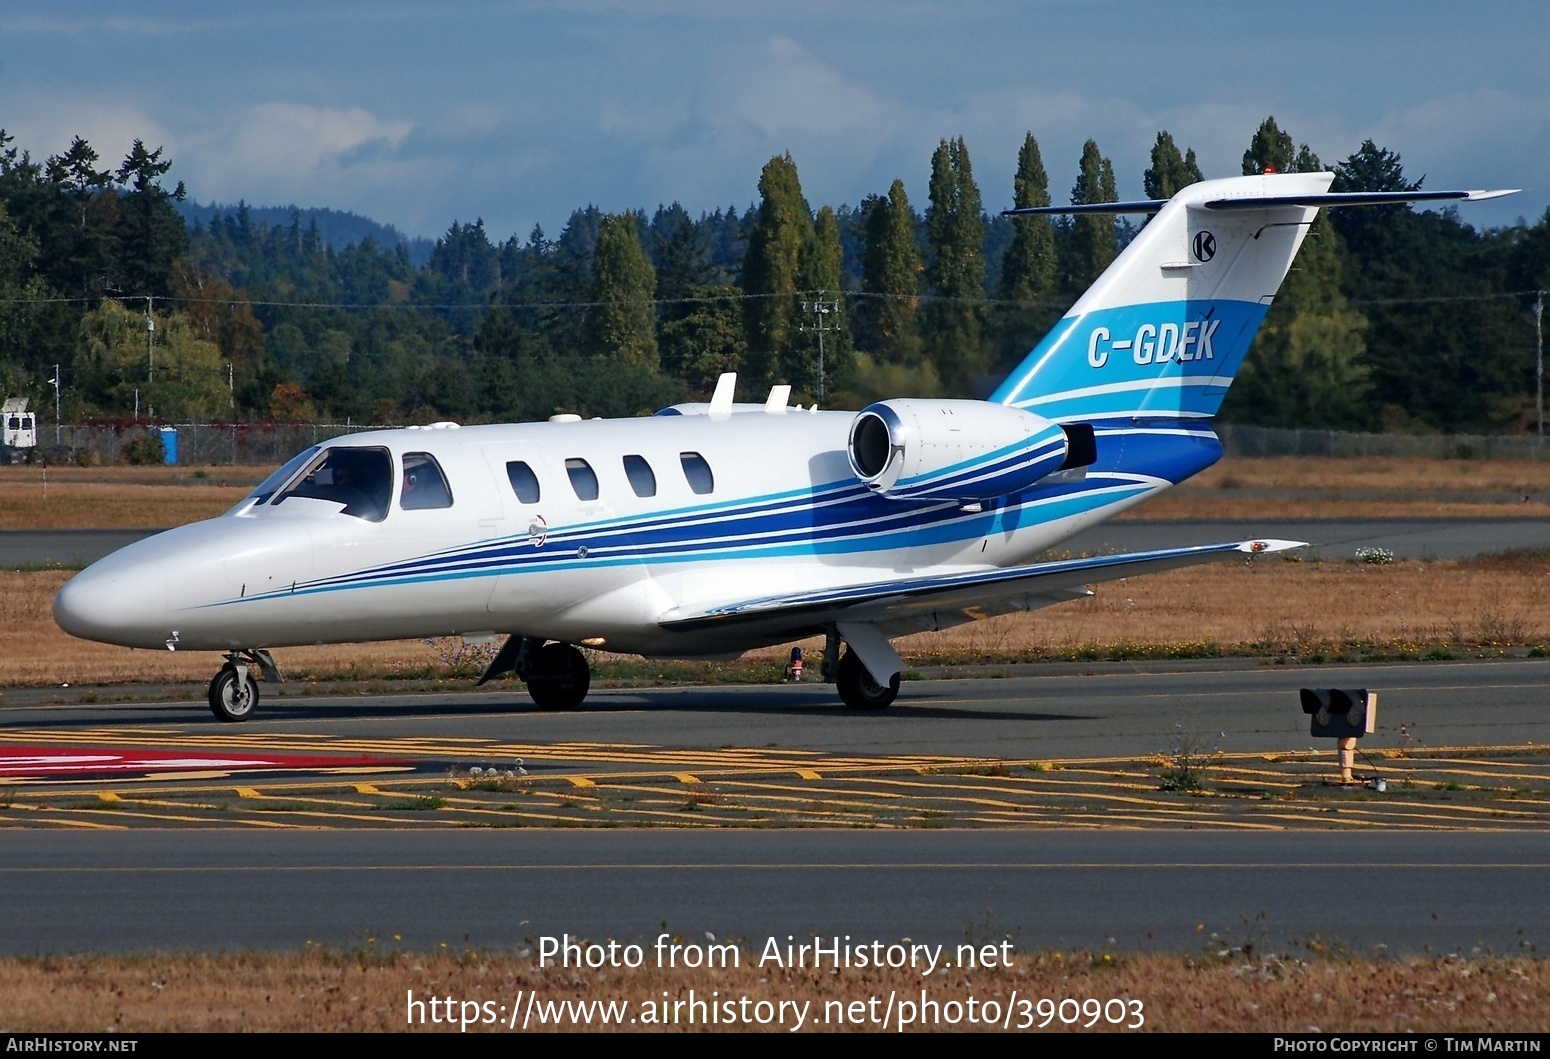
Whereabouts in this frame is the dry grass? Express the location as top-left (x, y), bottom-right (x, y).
top-left (1132, 456), bottom-right (1550, 520)
top-left (5, 456), bottom-right (1550, 531)
top-left (8, 554), bottom-right (1550, 688)
top-left (0, 950), bottom-right (1544, 1032)
top-left (0, 465), bottom-right (262, 529)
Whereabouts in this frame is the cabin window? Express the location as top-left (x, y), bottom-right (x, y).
top-left (505, 461), bottom-right (541, 504)
top-left (272, 446), bottom-right (392, 522)
top-left (400, 452), bottom-right (454, 510)
top-left (565, 458), bottom-right (600, 501)
top-left (680, 451), bottom-right (714, 495)
top-left (248, 446), bottom-right (320, 505)
top-left (623, 454), bottom-right (656, 498)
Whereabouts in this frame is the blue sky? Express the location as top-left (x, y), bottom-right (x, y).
top-left (2, 1), bottom-right (1544, 241)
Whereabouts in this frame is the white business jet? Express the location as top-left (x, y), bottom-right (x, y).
top-left (53, 172), bottom-right (1514, 720)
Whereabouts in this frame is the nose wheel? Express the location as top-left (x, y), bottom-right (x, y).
top-left (208, 661), bottom-right (260, 722)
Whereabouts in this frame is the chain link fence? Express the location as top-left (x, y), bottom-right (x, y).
top-left (51, 421), bottom-right (396, 466)
top-left (1216, 424), bottom-right (1550, 461)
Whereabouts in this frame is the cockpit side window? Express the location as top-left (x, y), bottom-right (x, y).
top-left (400, 452), bottom-right (454, 510)
top-left (272, 446), bottom-right (392, 522)
top-left (247, 445), bottom-right (320, 505)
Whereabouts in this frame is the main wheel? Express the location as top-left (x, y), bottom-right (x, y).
top-left (208, 664), bottom-right (259, 722)
top-left (836, 649), bottom-right (899, 711)
top-left (525, 642), bottom-right (591, 710)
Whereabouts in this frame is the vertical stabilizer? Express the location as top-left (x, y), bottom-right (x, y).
top-left (991, 172), bottom-right (1334, 422)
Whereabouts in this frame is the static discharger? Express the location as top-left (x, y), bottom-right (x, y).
top-left (1300, 688), bottom-right (1378, 784)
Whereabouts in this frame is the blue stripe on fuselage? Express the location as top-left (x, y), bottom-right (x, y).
top-left (208, 421), bottom-right (1220, 606)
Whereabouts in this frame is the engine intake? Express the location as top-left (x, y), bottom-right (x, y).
top-left (848, 399), bottom-right (1094, 502)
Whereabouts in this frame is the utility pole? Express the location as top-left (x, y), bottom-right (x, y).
top-left (799, 291), bottom-right (840, 403)
top-left (1537, 290), bottom-right (1545, 439)
top-left (226, 362), bottom-right (235, 412)
top-left (49, 364), bottom-right (60, 446)
top-left (146, 295), bottom-right (156, 382)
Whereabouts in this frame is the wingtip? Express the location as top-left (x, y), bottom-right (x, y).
top-left (1235, 539), bottom-right (1308, 554)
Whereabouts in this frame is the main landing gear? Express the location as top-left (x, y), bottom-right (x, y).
top-left (480, 637), bottom-right (591, 710)
top-left (836, 649), bottom-right (900, 711)
top-left (206, 649), bottom-right (283, 722)
top-left (820, 625), bottom-right (900, 710)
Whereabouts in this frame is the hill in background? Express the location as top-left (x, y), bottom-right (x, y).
top-left (176, 200), bottom-right (435, 268)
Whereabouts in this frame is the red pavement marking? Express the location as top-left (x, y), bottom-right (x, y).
top-left (0, 745), bottom-right (409, 776)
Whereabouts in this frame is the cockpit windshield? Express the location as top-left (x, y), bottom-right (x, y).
top-left (271, 446), bottom-right (392, 521)
top-left (246, 446), bottom-right (320, 505)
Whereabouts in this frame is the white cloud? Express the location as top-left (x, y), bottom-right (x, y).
top-left (1, 96), bottom-right (178, 175)
top-left (178, 102), bottom-right (417, 202)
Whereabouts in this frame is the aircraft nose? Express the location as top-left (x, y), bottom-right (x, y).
top-left (53, 555), bottom-right (170, 649)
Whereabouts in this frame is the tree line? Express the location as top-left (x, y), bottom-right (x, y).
top-left (1, 118), bottom-right (1548, 438)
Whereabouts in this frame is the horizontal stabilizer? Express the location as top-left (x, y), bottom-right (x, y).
top-left (1004, 187), bottom-right (1518, 217)
top-left (660, 538), bottom-right (1305, 633)
top-left (1197, 188), bottom-right (1519, 211)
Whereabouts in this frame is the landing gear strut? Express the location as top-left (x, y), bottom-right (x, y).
top-left (836, 649), bottom-right (899, 711)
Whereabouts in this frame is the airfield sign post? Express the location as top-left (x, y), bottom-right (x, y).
top-left (1300, 688), bottom-right (1378, 785)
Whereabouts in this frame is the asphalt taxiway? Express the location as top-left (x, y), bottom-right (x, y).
top-left (2, 661), bottom-right (1549, 955)
top-left (7, 516), bottom-right (1550, 568)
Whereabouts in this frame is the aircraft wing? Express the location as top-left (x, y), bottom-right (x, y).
top-left (659, 538), bottom-right (1305, 635)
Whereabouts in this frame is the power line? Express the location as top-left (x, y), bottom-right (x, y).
top-left (0, 287), bottom-right (1544, 313)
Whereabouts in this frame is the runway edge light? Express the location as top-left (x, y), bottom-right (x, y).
top-left (1299, 688), bottom-right (1377, 784)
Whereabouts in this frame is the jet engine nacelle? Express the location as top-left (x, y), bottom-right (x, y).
top-left (847, 399), bottom-right (1094, 502)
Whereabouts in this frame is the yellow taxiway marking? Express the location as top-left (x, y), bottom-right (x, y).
top-left (566, 777), bottom-right (596, 788)
top-left (354, 783), bottom-right (382, 795)
top-left (673, 773), bottom-right (701, 785)
top-left (795, 769), bottom-right (822, 780)
top-left (234, 787), bottom-right (262, 799)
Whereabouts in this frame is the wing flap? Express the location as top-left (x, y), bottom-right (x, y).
top-left (659, 538), bottom-right (1305, 633)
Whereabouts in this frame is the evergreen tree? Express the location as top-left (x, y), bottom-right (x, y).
top-left (922, 137), bottom-right (987, 389)
top-left (1222, 219), bottom-right (1372, 430)
top-left (1143, 131), bottom-right (1203, 200)
top-left (740, 153), bottom-right (813, 386)
top-left (1242, 117), bottom-right (1320, 176)
top-left (1063, 139), bottom-right (1118, 295)
top-left (859, 180), bottom-right (923, 367)
top-left (1000, 133), bottom-right (1056, 303)
top-left (113, 139), bottom-right (188, 297)
top-left (993, 133), bottom-right (1063, 376)
top-left (650, 202), bottom-right (710, 325)
top-left (659, 289), bottom-right (745, 395)
top-left (583, 212), bottom-right (658, 369)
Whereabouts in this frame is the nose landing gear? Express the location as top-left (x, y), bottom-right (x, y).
top-left (206, 649), bottom-right (282, 722)
top-left (209, 660), bottom-right (259, 722)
